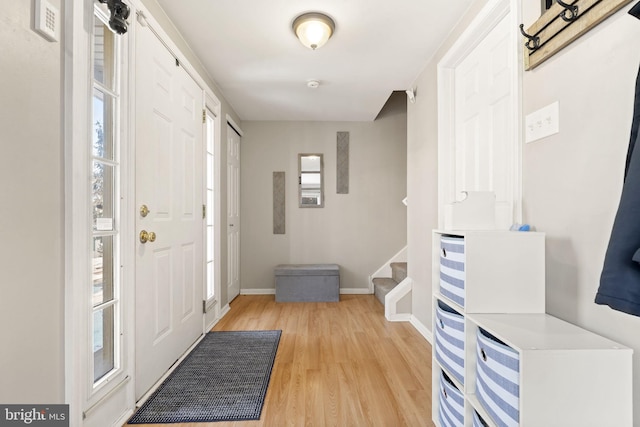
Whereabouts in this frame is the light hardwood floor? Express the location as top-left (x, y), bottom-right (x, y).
top-left (128, 294), bottom-right (434, 427)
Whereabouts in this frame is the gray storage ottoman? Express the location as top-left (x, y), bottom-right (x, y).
top-left (274, 264), bottom-right (340, 302)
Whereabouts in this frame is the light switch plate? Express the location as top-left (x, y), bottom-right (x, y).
top-left (35, 0), bottom-right (60, 42)
top-left (525, 101), bottom-right (560, 143)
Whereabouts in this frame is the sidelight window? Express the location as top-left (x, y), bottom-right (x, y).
top-left (91, 2), bottom-right (122, 386)
top-left (205, 112), bottom-right (216, 303)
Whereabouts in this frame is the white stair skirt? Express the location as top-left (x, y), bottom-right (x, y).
top-left (385, 277), bottom-right (413, 322)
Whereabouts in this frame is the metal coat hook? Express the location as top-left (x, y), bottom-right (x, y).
top-left (557, 0), bottom-right (579, 22)
top-left (519, 24), bottom-right (540, 52)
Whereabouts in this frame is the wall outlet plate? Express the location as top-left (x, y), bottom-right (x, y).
top-left (525, 101), bottom-right (560, 143)
top-left (35, 0), bottom-right (60, 42)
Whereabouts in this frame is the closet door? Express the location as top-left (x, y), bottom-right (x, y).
top-left (439, 5), bottom-right (521, 229)
top-left (226, 124), bottom-right (241, 302)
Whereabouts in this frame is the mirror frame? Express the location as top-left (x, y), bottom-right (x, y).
top-left (298, 153), bottom-right (324, 208)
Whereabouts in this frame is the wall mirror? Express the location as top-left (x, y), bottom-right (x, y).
top-left (299, 153), bottom-right (324, 208)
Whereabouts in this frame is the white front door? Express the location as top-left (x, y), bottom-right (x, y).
top-left (439, 1), bottom-right (521, 229)
top-left (227, 124), bottom-right (241, 302)
top-left (135, 24), bottom-right (204, 400)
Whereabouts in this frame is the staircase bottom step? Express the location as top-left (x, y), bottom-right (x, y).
top-left (373, 277), bottom-right (398, 306)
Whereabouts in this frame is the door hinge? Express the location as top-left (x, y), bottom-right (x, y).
top-left (202, 109), bottom-right (206, 124)
top-left (202, 204), bottom-right (206, 219)
top-left (203, 300), bottom-right (207, 314)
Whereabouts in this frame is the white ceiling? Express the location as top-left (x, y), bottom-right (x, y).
top-left (155, 0), bottom-right (474, 122)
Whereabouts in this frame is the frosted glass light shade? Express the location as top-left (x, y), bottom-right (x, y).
top-left (293, 12), bottom-right (335, 50)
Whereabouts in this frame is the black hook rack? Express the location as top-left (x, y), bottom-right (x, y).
top-left (557, 0), bottom-right (579, 22)
top-left (520, 0), bottom-right (632, 70)
top-left (519, 24), bottom-right (540, 52)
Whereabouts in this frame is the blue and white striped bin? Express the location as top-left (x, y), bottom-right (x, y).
top-left (435, 299), bottom-right (465, 385)
top-left (473, 410), bottom-right (490, 427)
top-left (440, 235), bottom-right (465, 307)
top-left (439, 370), bottom-right (464, 427)
top-left (476, 328), bottom-right (520, 427)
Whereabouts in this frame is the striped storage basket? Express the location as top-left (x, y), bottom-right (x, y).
top-left (476, 328), bottom-right (520, 427)
top-left (439, 370), bottom-right (464, 427)
top-left (440, 235), bottom-right (465, 307)
top-left (473, 410), bottom-right (490, 427)
top-left (435, 299), bottom-right (465, 385)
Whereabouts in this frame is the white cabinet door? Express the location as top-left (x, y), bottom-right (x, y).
top-left (134, 25), bottom-right (204, 400)
top-left (226, 124), bottom-right (241, 302)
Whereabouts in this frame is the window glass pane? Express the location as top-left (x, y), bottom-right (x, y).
top-left (207, 155), bottom-right (214, 190)
top-left (93, 236), bottom-right (114, 306)
top-left (94, 305), bottom-right (115, 382)
top-left (207, 189), bottom-right (214, 225)
top-left (207, 226), bottom-right (214, 262)
top-left (93, 161), bottom-right (114, 231)
top-left (206, 115), bottom-right (214, 153)
top-left (301, 172), bottom-right (321, 186)
top-left (207, 262), bottom-right (214, 300)
top-left (93, 89), bottom-right (115, 160)
top-left (93, 16), bottom-right (115, 89)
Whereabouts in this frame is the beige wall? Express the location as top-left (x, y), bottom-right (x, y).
top-left (521, 0), bottom-right (640, 420)
top-left (408, 0), bottom-right (640, 420)
top-left (240, 93), bottom-right (407, 292)
top-left (0, 0), bottom-right (65, 403)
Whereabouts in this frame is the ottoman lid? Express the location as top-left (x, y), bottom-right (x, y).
top-left (275, 264), bottom-right (340, 276)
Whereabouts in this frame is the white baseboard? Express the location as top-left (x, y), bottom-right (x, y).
top-left (112, 410), bottom-right (134, 427)
top-left (205, 303), bottom-right (231, 331)
top-left (241, 288), bottom-right (276, 295)
top-left (219, 303), bottom-right (230, 318)
top-left (410, 314), bottom-right (433, 344)
top-left (387, 313), bottom-right (412, 322)
top-left (240, 288), bottom-right (372, 295)
top-left (340, 288), bottom-right (371, 294)
top-left (205, 311), bottom-right (220, 331)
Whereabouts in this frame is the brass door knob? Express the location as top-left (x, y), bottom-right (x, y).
top-left (148, 231), bottom-right (156, 242)
top-left (140, 230), bottom-right (154, 243)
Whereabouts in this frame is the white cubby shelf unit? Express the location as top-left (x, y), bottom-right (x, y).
top-left (431, 230), bottom-right (633, 427)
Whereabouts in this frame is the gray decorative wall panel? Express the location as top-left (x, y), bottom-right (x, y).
top-left (273, 172), bottom-right (285, 234)
top-left (337, 131), bottom-right (349, 194)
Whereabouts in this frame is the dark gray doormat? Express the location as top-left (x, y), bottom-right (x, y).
top-left (128, 330), bottom-right (281, 424)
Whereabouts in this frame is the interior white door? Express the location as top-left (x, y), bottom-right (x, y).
top-left (227, 124), bottom-right (240, 302)
top-left (135, 25), bottom-right (204, 400)
top-left (442, 10), bottom-right (519, 229)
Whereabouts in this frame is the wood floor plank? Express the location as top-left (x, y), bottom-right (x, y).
top-left (125, 295), bottom-right (434, 426)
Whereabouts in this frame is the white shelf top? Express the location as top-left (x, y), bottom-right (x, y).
top-left (468, 313), bottom-right (630, 352)
top-left (433, 229), bottom-right (545, 237)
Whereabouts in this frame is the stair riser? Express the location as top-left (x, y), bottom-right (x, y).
top-left (391, 262), bottom-right (407, 283)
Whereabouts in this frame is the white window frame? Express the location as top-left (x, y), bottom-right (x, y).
top-left (204, 94), bottom-right (222, 314)
top-left (90, 3), bottom-right (123, 394)
top-left (65, 1), bottom-right (134, 424)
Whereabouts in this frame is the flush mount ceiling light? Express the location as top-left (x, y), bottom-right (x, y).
top-left (292, 12), bottom-right (335, 50)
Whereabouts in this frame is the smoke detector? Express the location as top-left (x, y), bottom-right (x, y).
top-left (307, 80), bottom-right (320, 89)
